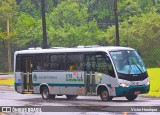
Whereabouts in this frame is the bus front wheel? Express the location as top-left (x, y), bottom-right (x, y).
top-left (125, 94), bottom-right (137, 101)
top-left (100, 89), bottom-right (113, 101)
top-left (41, 87), bottom-right (51, 100)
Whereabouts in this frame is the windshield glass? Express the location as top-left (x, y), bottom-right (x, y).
top-left (110, 50), bottom-right (146, 74)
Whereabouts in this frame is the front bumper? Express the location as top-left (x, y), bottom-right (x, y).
top-left (115, 85), bottom-right (150, 97)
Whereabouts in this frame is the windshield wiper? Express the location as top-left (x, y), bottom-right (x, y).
top-left (130, 58), bottom-right (143, 74)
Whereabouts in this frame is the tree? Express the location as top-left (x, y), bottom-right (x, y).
top-left (0, 0), bottom-right (17, 72)
top-left (15, 12), bottom-right (42, 49)
top-left (87, 0), bottom-right (114, 29)
top-left (17, 0), bottom-right (40, 18)
top-left (18, 0), bottom-right (57, 19)
top-left (47, 0), bottom-right (107, 47)
top-left (106, 11), bottom-right (160, 67)
top-left (118, 0), bottom-right (156, 20)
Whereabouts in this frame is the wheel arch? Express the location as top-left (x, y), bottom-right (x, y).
top-left (39, 83), bottom-right (49, 94)
top-left (96, 84), bottom-right (111, 96)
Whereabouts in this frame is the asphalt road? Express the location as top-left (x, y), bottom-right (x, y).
top-left (0, 86), bottom-right (160, 115)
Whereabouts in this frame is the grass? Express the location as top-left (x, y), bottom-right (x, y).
top-left (0, 68), bottom-right (160, 97)
top-left (143, 68), bottom-right (160, 97)
top-left (0, 78), bottom-right (14, 85)
top-left (0, 72), bottom-right (14, 75)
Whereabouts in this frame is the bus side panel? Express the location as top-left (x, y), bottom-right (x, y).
top-left (15, 72), bottom-right (23, 93)
top-left (95, 72), bottom-right (111, 85)
top-left (60, 71), bottom-right (85, 95)
top-left (73, 87), bottom-right (86, 95)
top-left (33, 85), bottom-right (60, 94)
top-left (60, 87), bottom-right (73, 95)
top-left (72, 71), bottom-right (85, 95)
top-left (96, 72), bottom-right (117, 96)
top-left (32, 72), bottom-right (61, 94)
top-left (32, 71), bottom-right (85, 95)
top-left (49, 86), bottom-right (61, 94)
top-left (109, 77), bottom-right (118, 96)
top-left (33, 86), bottom-right (40, 94)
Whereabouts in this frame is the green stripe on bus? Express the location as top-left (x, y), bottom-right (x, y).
top-left (33, 83), bottom-right (85, 87)
top-left (15, 83), bottom-right (111, 88)
top-left (15, 83), bottom-right (22, 86)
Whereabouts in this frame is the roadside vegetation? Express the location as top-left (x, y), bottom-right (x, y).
top-left (144, 68), bottom-right (160, 97)
top-left (0, 78), bottom-right (14, 85)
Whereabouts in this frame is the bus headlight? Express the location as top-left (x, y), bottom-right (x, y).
top-left (120, 83), bottom-right (129, 87)
top-left (145, 81), bottom-right (150, 86)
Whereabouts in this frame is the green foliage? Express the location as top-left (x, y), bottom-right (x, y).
top-left (118, 0), bottom-right (156, 20)
top-left (0, 0), bottom-right (17, 34)
top-left (106, 11), bottom-right (160, 67)
top-left (47, 0), bottom-right (107, 47)
top-left (15, 12), bottom-right (42, 48)
top-left (145, 68), bottom-right (160, 97)
top-left (88, 0), bottom-right (114, 20)
top-left (18, 0), bottom-right (58, 19)
top-left (0, 0), bottom-right (17, 15)
top-left (0, 0), bottom-right (17, 72)
top-left (18, 0), bottom-right (40, 18)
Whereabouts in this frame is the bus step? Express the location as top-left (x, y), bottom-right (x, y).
top-left (22, 91), bottom-right (33, 94)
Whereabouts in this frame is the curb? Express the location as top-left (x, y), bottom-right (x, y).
top-left (140, 95), bottom-right (160, 99)
top-left (0, 73), bottom-right (8, 75)
top-left (0, 74), bottom-right (14, 78)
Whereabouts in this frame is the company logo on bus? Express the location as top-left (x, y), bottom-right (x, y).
top-left (66, 74), bottom-right (83, 82)
top-left (33, 74), bottom-right (37, 81)
top-left (73, 72), bottom-right (77, 76)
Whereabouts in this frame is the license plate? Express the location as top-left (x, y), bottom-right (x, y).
top-left (134, 91), bottom-right (140, 94)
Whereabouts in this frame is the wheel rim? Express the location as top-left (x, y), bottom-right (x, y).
top-left (102, 91), bottom-right (108, 100)
top-left (43, 89), bottom-right (48, 99)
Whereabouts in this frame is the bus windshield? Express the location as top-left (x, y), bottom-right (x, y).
top-left (110, 50), bottom-right (146, 74)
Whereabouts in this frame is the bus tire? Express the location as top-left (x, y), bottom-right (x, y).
top-left (126, 94), bottom-right (137, 101)
top-left (100, 89), bottom-right (113, 101)
top-left (41, 87), bottom-right (50, 100)
top-left (66, 95), bottom-right (78, 100)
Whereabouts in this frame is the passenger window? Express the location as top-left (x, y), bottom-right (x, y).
top-left (50, 54), bottom-right (65, 70)
top-left (84, 53), bottom-right (116, 77)
top-left (66, 54), bottom-right (83, 70)
top-left (42, 54), bottom-right (49, 70)
top-left (85, 55), bottom-right (96, 71)
top-left (34, 55), bottom-right (42, 71)
top-left (96, 55), bottom-right (107, 74)
top-left (16, 55), bottom-right (21, 72)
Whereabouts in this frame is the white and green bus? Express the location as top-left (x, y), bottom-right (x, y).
top-left (14, 46), bottom-right (150, 101)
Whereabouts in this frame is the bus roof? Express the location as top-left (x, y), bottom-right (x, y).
top-left (14, 46), bottom-right (134, 55)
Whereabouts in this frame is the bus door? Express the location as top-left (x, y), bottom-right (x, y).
top-left (21, 56), bottom-right (33, 92)
top-left (85, 55), bottom-right (96, 95)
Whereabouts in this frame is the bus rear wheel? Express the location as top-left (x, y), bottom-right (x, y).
top-left (41, 87), bottom-right (51, 100)
top-left (100, 89), bottom-right (113, 101)
top-left (126, 94), bottom-right (137, 101)
top-left (66, 95), bottom-right (78, 100)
